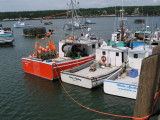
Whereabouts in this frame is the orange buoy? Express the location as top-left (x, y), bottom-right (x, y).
top-left (39, 46), bottom-right (42, 49)
top-left (68, 37), bottom-right (73, 40)
top-left (44, 49), bottom-right (48, 52)
top-left (51, 45), bottom-right (56, 51)
top-left (41, 38), bottom-right (45, 41)
top-left (42, 47), bottom-right (45, 52)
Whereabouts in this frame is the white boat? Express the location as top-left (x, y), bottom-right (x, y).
top-left (64, 21), bottom-right (81, 30)
top-left (109, 8), bottom-right (133, 47)
top-left (0, 37), bottom-right (14, 46)
top-left (64, 0), bottom-right (84, 30)
top-left (60, 41), bottom-right (128, 89)
top-left (152, 28), bottom-right (160, 41)
top-left (0, 29), bottom-right (13, 37)
top-left (13, 19), bottom-right (32, 28)
top-left (85, 20), bottom-right (96, 24)
top-left (0, 27), bottom-right (14, 46)
top-left (104, 45), bottom-right (154, 99)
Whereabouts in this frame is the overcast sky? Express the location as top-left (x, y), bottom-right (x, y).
top-left (0, 0), bottom-right (160, 12)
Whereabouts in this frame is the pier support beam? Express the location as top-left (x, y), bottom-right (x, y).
top-left (133, 46), bottom-right (160, 120)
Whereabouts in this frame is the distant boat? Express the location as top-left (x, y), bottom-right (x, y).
top-left (43, 21), bottom-right (53, 25)
top-left (109, 9), bottom-right (133, 47)
top-left (64, 0), bottom-right (85, 30)
top-left (134, 19), bottom-right (145, 24)
top-left (0, 27), bottom-right (14, 46)
top-left (0, 37), bottom-right (14, 46)
top-left (13, 19), bottom-right (32, 28)
top-left (0, 29), bottom-right (13, 37)
top-left (85, 20), bottom-right (96, 24)
top-left (64, 21), bottom-right (81, 30)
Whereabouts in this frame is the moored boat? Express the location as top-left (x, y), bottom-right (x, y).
top-left (109, 9), bottom-right (133, 47)
top-left (22, 0), bottom-right (103, 80)
top-left (0, 37), bottom-right (14, 46)
top-left (85, 20), bottom-right (96, 24)
top-left (64, 0), bottom-right (85, 30)
top-left (60, 41), bottom-right (128, 89)
top-left (22, 30), bottom-right (103, 80)
top-left (104, 45), bottom-right (154, 99)
top-left (0, 27), bottom-right (14, 46)
top-left (13, 19), bottom-right (33, 28)
top-left (0, 29), bottom-right (13, 37)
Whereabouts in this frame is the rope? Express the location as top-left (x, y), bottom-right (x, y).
top-left (53, 63), bottom-right (160, 120)
top-left (44, 11), bottom-right (69, 19)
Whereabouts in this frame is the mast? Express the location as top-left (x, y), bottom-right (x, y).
top-left (71, 0), bottom-right (75, 38)
top-left (120, 8), bottom-right (125, 41)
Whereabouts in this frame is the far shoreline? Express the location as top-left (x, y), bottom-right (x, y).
top-left (0, 15), bottom-right (159, 22)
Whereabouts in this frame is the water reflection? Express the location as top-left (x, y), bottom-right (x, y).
top-left (24, 73), bottom-right (62, 95)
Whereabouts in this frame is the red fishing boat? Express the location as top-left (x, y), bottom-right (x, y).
top-left (22, 0), bottom-right (103, 80)
top-left (22, 32), bottom-right (103, 80)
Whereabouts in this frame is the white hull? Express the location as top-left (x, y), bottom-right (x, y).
top-left (61, 61), bottom-right (122, 89)
top-left (64, 24), bottom-right (81, 30)
top-left (104, 68), bottom-right (139, 99)
top-left (0, 37), bottom-right (14, 45)
top-left (61, 72), bottom-right (103, 89)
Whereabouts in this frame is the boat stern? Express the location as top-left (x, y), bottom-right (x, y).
top-left (22, 58), bottom-right (53, 80)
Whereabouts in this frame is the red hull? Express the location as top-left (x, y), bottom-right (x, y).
top-left (22, 55), bottom-right (95, 80)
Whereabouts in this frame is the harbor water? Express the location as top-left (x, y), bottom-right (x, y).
top-left (0, 16), bottom-right (159, 120)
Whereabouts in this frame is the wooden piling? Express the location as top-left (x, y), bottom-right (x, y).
top-left (153, 46), bottom-right (160, 93)
top-left (133, 47), bottom-right (160, 120)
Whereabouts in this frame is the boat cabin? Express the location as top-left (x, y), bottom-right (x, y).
top-left (134, 30), bottom-right (152, 41)
top-left (59, 36), bottom-right (103, 59)
top-left (128, 45), bottom-right (153, 71)
top-left (96, 41), bottom-right (128, 67)
top-left (152, 29), bottom-right (160, 41)
top-left (110, 30), bottom-right (133, 47)
top-left (0, 30), bottom-right (5, 35)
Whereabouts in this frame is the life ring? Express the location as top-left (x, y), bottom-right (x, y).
top-left (101, 56), bottom-right (106, 62)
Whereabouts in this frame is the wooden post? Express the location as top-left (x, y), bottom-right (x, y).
top-left (133, 53), bottom-right (160, 120)
top-left (153, 46), bottom-right (160, 92)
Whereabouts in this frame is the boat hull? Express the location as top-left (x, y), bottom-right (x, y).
top-left (61, 72), bottom-right (103, 89)
top-left (60, 61), bottom-right (103, 89)
top-left (0, 33), bottom-right (13, 37)
top-left (60, 61), bottom-right (123, 89)
top-left (104, 79), bottom-right (138, 99)
top-left (103, 68), bottom-right (138, 99)
top-left (0, 37), bottom-right (14, 46)
top-left (22, 55), bottom-right (95, 80)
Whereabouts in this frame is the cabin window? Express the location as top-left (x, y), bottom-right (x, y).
top-left (92, 44), bottom-right (95, 49)
top-left (102, 51), bottom-right (106, 55)
top-left (116, 52), bottom-right (119, 56)
top-left (134, 54), bottom-right (138, 58)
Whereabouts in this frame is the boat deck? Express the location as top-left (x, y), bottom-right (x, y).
top-left (114, 72), bottom-right (139, 85)
top-left (73, 66), bottom-right (119, 78)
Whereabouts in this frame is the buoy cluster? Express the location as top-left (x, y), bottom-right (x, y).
top-left (29, 33), bottom-right (57, 60)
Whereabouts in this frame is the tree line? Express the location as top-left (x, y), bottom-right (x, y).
top-left (0, 6), bottom-right (160, 20)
